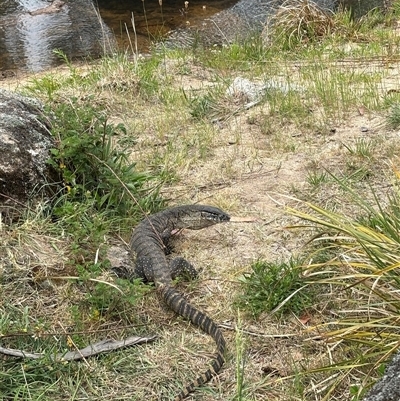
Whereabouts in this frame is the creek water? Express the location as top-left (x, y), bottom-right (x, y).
top-left (0, 0), bottom-right (388, 74)
top-left (98, 0), bottom-right (238, 53)
top-left (0, 0), bottom-right (237, 73)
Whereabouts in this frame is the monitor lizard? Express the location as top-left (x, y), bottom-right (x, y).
top-left (125, 204), bottom-right (230, 400)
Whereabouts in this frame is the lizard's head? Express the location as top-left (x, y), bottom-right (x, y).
top-left (200, 207), bottom-right (230, 223)
top-left (182, 205), bottom-right (230, 230)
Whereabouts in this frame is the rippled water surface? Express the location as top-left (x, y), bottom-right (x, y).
top-left (0, 0), bottom-right (238, 73)
top-left (0, 0), bottom-right (387, 74)
top-left (98, 0), bottom-right (238, 51)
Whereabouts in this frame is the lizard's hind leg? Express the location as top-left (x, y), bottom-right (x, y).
top-left (112, 256), bottom-right (154, 283)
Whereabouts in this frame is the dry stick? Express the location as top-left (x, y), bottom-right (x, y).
top-left (0, 277), bottom-right (156, 360)
top-left (125, 21), bottom-right (134, 54)
top-left (0, 335), bottom-right (157, 361)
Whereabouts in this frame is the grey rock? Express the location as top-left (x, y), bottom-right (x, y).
top-left (226, 77), bottom-right (263, 104)
top-left (107, 245), bottom-right (133, 271)
top-left (339, 0), bottom-right (394, 19)
top-left (226, 76), bottom-right (304, 109)
top-left (362, 350), bottom-right (400, 401)
top-left (0, 89), bottom-right (57, 216)
top-left (107, 244), bottom-right (136, 280)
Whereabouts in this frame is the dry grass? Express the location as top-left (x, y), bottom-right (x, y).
top-left (268, 0), bottom-right (335, 44)
top-left (3, 4), bottom-right (400, 401)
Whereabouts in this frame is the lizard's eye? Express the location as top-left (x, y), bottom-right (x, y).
top-left (202, 211), bottom-right (229, 222)
top-left (203, 212), bottom-right (218, 220)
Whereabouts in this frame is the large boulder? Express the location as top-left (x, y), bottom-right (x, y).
top-left (0, 89), bottom-right (58, 217)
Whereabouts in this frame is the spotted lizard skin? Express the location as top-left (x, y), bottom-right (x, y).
top-left (128, 204), bottom-right (230, 400)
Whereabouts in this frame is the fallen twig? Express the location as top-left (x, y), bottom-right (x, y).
top-left (0, 335), bottom-right (157, 361)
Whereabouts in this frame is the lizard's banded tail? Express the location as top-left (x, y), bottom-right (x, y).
top-left (158, 285), bottom-right (226, 400)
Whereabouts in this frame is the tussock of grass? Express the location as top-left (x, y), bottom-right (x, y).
top-left (237, 258), bottom-right (316, 317)
top-left (266, 0), bottom-right (390, 51)
top-left (286, 170), bottom-right (400, 398)
top-left (268, 0), bottom-right (335, 48)
top-left (387, 102), bottom-right (400, 128)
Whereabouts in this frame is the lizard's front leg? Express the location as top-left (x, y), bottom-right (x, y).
top-left (170, 257), bottom-right (198, 281)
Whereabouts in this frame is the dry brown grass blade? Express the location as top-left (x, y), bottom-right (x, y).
top-left (48, 276), bottom-right (125, 294)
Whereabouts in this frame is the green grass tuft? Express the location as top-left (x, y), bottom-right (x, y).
top-left (237, 258), bottom-right (315, 317)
